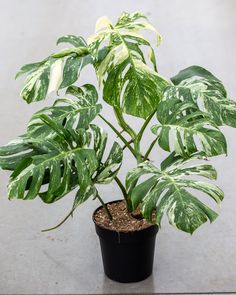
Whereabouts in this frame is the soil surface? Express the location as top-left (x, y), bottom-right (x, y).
top-left (94, 200), bottom-right (154, 232)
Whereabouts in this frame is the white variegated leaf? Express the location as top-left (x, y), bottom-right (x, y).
top-left (0, 120), bottom-right (122, 204)
top-left (17, 45), bottom-right (91, 103)
top-left (126, 160), bottom-right (224, 234)
top-left (171, 65), bottom-right (236, 127)
top-left (89, 11), bottom-right (169, 119)
top-left (151, 86), bottom-right (227, 157)
top-left (27, 84), bottom-right (102, 138)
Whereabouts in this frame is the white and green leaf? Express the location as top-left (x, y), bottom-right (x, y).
top-left (27, 84), bottom-right (102, 138)
top-left (151, 86), bottom-right (227, 157)
top-left (171, 65), bottom-right (236, 127)
top-left (17, 43), bottom-right (91, 103)
top-left (126, 160), bottom-right (224, 234)
top-left (89, 11), bottom-right (169, 119)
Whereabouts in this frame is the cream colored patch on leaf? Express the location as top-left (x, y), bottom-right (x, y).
top-left (95, 16), bottom-right (112, 32)
top-left (47, 59), bottom-right (64, 94)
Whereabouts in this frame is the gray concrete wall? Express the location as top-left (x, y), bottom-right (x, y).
top-left (0, 0), bottom-right (236, 293)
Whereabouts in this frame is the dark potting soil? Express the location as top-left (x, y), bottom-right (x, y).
top-left (94, 200), bottom-right (154, 232)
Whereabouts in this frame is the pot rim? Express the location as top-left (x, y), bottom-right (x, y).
top-left (92, 199), bottom-right (158, 234)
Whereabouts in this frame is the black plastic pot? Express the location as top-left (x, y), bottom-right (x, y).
top-left (93, 200), bottom-right (158, 283)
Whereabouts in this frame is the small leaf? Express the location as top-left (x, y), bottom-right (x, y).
top-left (57, 35), bottom-right (87, 47)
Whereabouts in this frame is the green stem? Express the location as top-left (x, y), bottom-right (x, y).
top-left (114, 176), bottom-right (127, 199)
top-left (113, 107), bottom-right (144, 164)
top-left (113, 107), bottom-right (136, 139)
top-left (122, 139), bottom-right (133, 150)
top-left (96, 192), bottom-right (112, 220)
top-left (137, 111), bottom-right (156, 142)
top-left (41, 207), bottom-right (75, 232)
top-left (99, 114), bottom-right (137, 158)
top-left (143, 137), bottom-right (158, 161)
top-left (134, 139), bottom-right (142, 164)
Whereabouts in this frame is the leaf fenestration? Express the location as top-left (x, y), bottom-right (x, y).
top-left (89, 11), bottom-right (169, 119)
top-left (171, 65), bottom-right (236, 128)
top-left (126, 160), bottom-right (223, 234)
top-left (151, 86), bottom-right (227, 157)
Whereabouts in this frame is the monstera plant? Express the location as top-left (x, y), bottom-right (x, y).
top-left (0, 11), bottom-right (235, 282)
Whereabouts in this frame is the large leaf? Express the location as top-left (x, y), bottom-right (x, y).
top-left (27, 84), bottom-right (102, 138)
top-left (126, 160), bottom-right (223, 234)
top-left (6, 123), bottom-right (97, 202)
top-left (0, 135), bottom-right (51, 171)
top-left (171, 65), bottom-right (236, 127)
top-left (16, 42), bottom-right (91, 103)
top-left (151, 86), bottom-right (227, 157)
top-left (88, 11), bottom-right (169, 119)
top-left (0, 118), bottom-right (122, 204)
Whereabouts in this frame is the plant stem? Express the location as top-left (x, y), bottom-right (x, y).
top-left (41, 207), bottom-right (75, 232)
top-left (122, 139), bottom-right (133, 150)
top-left (143, 137), bottom-right (158, 161)
top-left (113, 107), bottom-right (137, 139)
top-left (114, 176), bottom-right (127, 199)
top-left (137, 111), bottom-right (156, 142)
top-left (134, 139), bottom-right (142, 163)
top-left (99, 114), bottom-right (137, 158)
top-left (96, 192), bottom-right (113, 220)
top-left (113, 108), bottom-right (145, 164)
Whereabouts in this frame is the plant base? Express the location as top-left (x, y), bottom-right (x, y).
top-left (93, 200), bottom-right (158, 283)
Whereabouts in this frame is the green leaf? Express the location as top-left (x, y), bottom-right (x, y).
top-left (103, 58), bottom-right (168, 119)
top-left (126, 160), bottom-right (223, 234)
top-left (1, 118), bottom-right (122, 204)
top-left (27, 84), bottom-right (102, 139)
top-left (95, 141), bottom-right (123, 184)
top-left (89, 11), bottom-right (169, 119)
top-left (73, 185), bottom-right (97, 208)
top-left (15, 61), bottom-right (46, 79)
top-left (171, 65), bottom-right (236, 127)
top-left (151, 86), bottom-right (227, 157)
top-left (57, 35), bottom-right (87, 47)
top-left (0, 136), bottom-right (53, 170)
top-left (7, 132), bottom-right (97, 202)
top-left (17, 47), bottom-right (91, 103)
top-left (90, 124), bottom-right (123, 184)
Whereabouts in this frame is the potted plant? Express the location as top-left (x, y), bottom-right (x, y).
top-left (1, 11), bottom-right (235, 283)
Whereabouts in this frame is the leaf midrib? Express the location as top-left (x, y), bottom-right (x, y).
top-left (10, 145), bottom-right (86, 184)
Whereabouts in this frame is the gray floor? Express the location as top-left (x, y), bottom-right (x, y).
top-left (0, 0), bottom-right (236, 294)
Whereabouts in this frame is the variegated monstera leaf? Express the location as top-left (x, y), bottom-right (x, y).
top-left (27, 84), bottom-right (102, 139)
top-left (126, 158), bottom-right (223, 234)
top-left (0, 82), bottom-right (122, 205)
top-left (171, 65), bottom-right (236, 127)
top-left (0, 121), bottom-right (122, 205)
top-left (88, 11), bottom-right (169, 119)
top-left (151, 85), bottom-right (227, 157)
top-left (16, 35), bottom-right (92, 103)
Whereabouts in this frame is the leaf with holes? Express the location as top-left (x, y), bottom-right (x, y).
top-left (171, 65), bottom-right (236, 128)
top-left (88, 11), bottom-right (169, 119)
top-left (16, 45), bottom-right (91, 103)
top-left (151, 86), bottom-right (227, 157)
top-left (126, 160), bottom-right (223, 234)
top-left (27, 84), bottom-right (102, 138)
